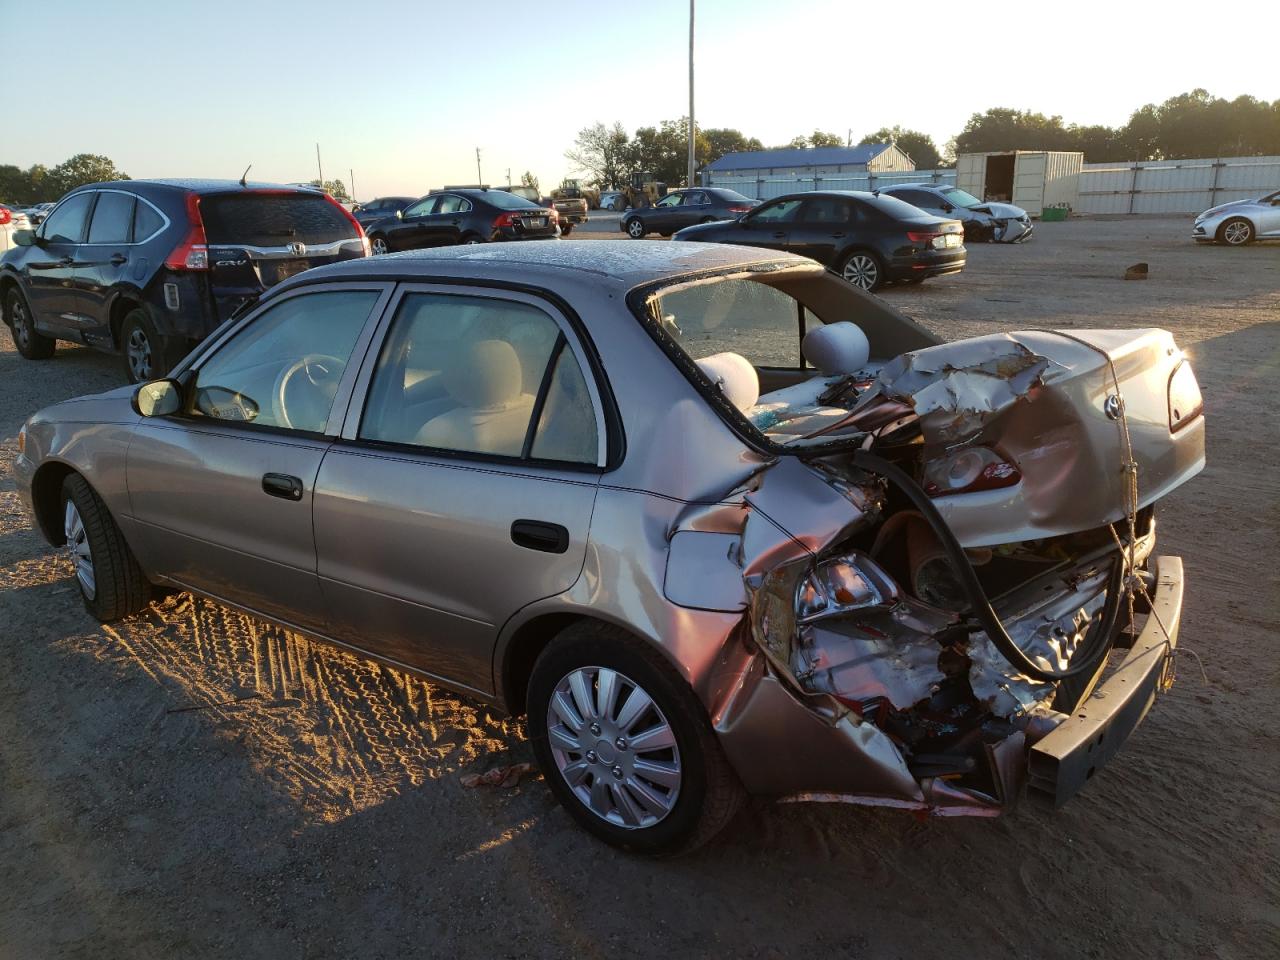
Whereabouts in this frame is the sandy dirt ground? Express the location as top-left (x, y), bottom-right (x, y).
top-left (1, 217), bottom-right (1277, 959)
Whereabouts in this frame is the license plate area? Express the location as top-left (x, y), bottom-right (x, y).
top-left (271, 259), bottom-right (310, 283)
top-left (522, 217), bottom-right (547, 229)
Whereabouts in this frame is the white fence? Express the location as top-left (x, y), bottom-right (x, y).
top-left (1077, 155), bottom-right (1280, 214)
top-left (705, 169), bottom-right (956, 200)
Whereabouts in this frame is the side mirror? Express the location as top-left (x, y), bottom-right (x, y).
top-left (396, 209), bottom-right (404, 219)
top-left (13, 228), bottom-right (37, 247)
top-left (132, 379), bottom-right (182, 418)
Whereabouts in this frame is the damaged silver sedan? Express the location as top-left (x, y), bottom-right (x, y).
top-left (14, 241), bottom-right (1204, 854)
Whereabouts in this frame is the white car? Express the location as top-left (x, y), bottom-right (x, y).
top-left (1192, 190), bottom-right (1280, 245)
top-left (0, 204), bottom-right (31, 252)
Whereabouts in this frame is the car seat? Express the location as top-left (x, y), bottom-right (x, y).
top-left (416, 339), bottom-right (535, 456)
top-left (801, 321), bottom-right (871, 376)
top-left (695, 352), bottom-right (759, 413)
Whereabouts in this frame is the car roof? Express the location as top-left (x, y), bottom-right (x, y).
top-left (880, 183), bottom-right (940, 191)
top-left (71, 178), bottom-right (326, 195)
top-left (278, 239), bottom-right (813, 291)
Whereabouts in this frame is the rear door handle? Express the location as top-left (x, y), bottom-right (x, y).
top-left (511, 519), bottom-right (569, 554)
top-left (110, 253), bottom-right (128, 265)
top-left (772, 231), bottom-right (787, 239)
top-left (262, 473), bottom-right (304, 501)
top-left (831, 232), bottom-right (846, 239)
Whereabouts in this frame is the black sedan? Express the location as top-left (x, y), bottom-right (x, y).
top-left (365, 188), bottom-right (558, 253)
top-left (352, 196), bottom-right (416, 229)
top-left (673, 190), bottom-right (964, 291)
top-left (621, 188), bottom-right (756, 239)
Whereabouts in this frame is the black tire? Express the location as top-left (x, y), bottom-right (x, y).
top-left (61, 473), bottom-right (150, 622)
top-left (625, 218), bottom-right (646, 239)
top-left (527, 621), bottom-right (744, 856)
top-left (559, 223), bottom-right (573, 237)
top-left (120, 307), bottom-right (167, 384)
top-left (461, 234), bottom-right (485, 245)
top-left (7, 285), bottom-right (55, 360)
top-left (1218, 217), bottom-right (1254, 246)
top-left (838, 249), bottom-right (885, 292)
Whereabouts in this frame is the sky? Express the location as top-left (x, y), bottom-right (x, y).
top-left (3, 0), bottom-right (1278, 198)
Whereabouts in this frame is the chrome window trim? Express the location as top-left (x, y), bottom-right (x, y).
top-left (339, 282), bottom-right (608, 469)
top-left (76, 189), bottom-right (172, 246)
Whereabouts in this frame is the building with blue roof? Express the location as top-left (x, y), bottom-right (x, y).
top-left (702, 142), bottom-right (915, 179)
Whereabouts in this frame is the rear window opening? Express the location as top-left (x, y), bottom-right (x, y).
top-left (200, 192), bottom-right (358, 246)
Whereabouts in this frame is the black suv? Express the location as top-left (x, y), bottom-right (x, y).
top-left (364, 188), bottom-right (558, 253)
top-left (0, 179), bottom-right (369, 382)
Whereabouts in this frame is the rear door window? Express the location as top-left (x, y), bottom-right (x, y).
top-left (200, 192), bottom-right (359, 245)
top-left (40, 193), bottom-right (94, 243)
top-left (87, 192), bottom-right (135, 243)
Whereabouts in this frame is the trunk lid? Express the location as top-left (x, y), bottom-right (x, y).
top-left (200, 191), bottom-right (367, 320)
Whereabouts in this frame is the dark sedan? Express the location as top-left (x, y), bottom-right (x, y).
top-left (352, 196), bottom-right (416, 229)
top-left (673, 190), bottom-right (964, 291)
top-left (365, 188), bottom-right (558, 253)
top-left (621, 188), bottom-right (756, 239)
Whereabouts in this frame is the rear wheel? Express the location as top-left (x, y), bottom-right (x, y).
top-left (461, 234), bottom-right (485, 245)
top-left (7, 286), bottom-right (55, 360)
top-left (527, 621), bottom-right (744, 855)
top-left (61, 473), bottom-right (150, 622)
top-left (120, 308), bottom-right (165, 384)
top-left (370, 235), bottom-right (389, 255)
top-left (559, 223), bottom-right (573, 237)
top-left (840, 250), bottom-right (884, 291)
top-left (1220, 217), bottom-right (1254, 245)
top-left (626, 218), bottom-right (646, 239)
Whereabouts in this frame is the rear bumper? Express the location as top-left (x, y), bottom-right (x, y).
top-left (1028, 554), bottom-right (1184, 807)
top-left (886, 251), bottom-right (966, 281)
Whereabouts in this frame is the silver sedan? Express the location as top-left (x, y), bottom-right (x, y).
top-left (15, 241), bottom-right (1203, 854)
top-left (1192, 190), bottom-right (1280, 244)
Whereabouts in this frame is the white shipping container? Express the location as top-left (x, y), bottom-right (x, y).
top-left (954, 151), bottom-right (1083, 216)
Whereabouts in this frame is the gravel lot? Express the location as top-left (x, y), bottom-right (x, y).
top-left (1, 217), bottom-right (1277, 959)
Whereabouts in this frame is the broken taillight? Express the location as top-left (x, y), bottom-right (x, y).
top-left (922, 447), bottom-right (1021, 497)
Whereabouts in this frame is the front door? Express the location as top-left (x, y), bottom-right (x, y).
top-left (24, 191), bottom-right (95, 331)
top-left (313, 285), bottom-right (606, 694)
top-left (737, 196), bottom-right (803, 251)
top-left (1256, 191), bottom-right (1280, 237)
top-left (385, 196), bottom-right (438, 251)
top-left (123, 284), bottom-right (391, 632)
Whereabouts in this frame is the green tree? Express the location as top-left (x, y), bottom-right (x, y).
top-left (520, 170), bottom-right (539, 192)
top-left (309, 178), bottom-right (348, 198)
top-left (702, 128), bottom-right (763, 165)
top-left (952, 108), bottom-right (1074, 155)
top-left (861, 126), bottom-right (943, 169)
top-left (566, 121), bottom-right (632, 189)
top-left (46, 154), bottom-right (129, 197)
top-left (807, 130), bottom-right (845, 148)
top-left (630, 118), bottom-right (709, 186)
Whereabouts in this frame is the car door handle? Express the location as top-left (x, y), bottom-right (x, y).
top-left (110, 253), bottom-right (128, 265)
top-left (262, 473), bottom-right (304, 501)
top-left (511, 519), bottom-right (569, 554)
top-left (771, 231), bottom-right (787, 239)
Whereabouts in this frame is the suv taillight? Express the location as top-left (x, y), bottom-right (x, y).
top-left (165, 193), bottom-right (209, 271)
top-left (325, 194), bottom-right (368, 252)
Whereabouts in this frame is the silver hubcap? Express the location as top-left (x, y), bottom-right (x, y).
top-left (64, 500), bottom-right (95, 599)
top-left (1224, 221), bottom-right (1251, 244)
top-left (628, 221), bottom-right (643, 237)
top-left (843, 254), bottom-right (878, 289)
top-left (547, 666), bottom-right (681, 830)
top-left (12, 300), bottom-right (29, 348)
top-left (127, 326), bottom-right (152, 380)
top-left (372, 238), bottom-right (388, 255)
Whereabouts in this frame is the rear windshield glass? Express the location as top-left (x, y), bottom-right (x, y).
top-left (712, 189), bottom-right (754, 204)
top-left (200, 192), bottom-right (358, 245)
top-left (483, 191), bottom-right (541, 210)
top-left (863, 193), bottom-right (935, 219)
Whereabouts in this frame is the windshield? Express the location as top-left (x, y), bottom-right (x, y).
top-left (641, 270), bottom-right (939, 452)
top-left (942, 187), bottom-right (983, 208)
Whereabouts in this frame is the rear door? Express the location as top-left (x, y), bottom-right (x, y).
top-left (76, 189), bottom-right (137, 345)
top-left (313, 285), bottom-right (606, 694)
top-left (788, 195), bottom-right (856, 267)
top-left (418, 193), bottom-right (470, 246)
top-left (201, 190), bottom-right (366, 321)
top-left (123, 284), bottom-right (391, 631)
top-left (24, 191), bottom-right (94, 330)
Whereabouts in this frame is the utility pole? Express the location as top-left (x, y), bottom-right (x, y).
top-left (349, 168), bottom-right (356, 200)
top-left (687, 0), bottom-right (696, 188)
top-left (507, 167), bottom-right (512, 187)
top-left (476, 147), bottom-right (482, 185)
top-left (316, 143), bottom-right (324, 188)
top-left (847, 129), bottom-right (852, 148)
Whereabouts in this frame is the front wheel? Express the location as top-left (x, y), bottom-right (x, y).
top-left (1220, 217), bottom-right (1254, 245)
top-left (7, 286), bottom-right (55, 360)
top-left (626, 218), bottom-right (646, 239)
top-left (527, 622), bottom-right (743, 855)
top-left (61, 473), bottom-right (151, 621)
top-left (370, 235), bottom-right (389, 255)
top-left (839, 250), bottom-right (884, 291)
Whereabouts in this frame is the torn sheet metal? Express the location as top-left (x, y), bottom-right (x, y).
top-left (857, 336), bottom-right (1056, 448)
top-left (795, 619), bottom-right (946, 711)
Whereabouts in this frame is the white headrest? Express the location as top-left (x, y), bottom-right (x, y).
top-left (443, 339), bottom-right (522, 410)
top-left (696, 352), bottom-right (759, 413)
top-left (802, 321), bottom-right (871, 376)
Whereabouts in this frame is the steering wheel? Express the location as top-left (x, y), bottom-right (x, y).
top-left (274, 354), bottom-right (345, 430)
